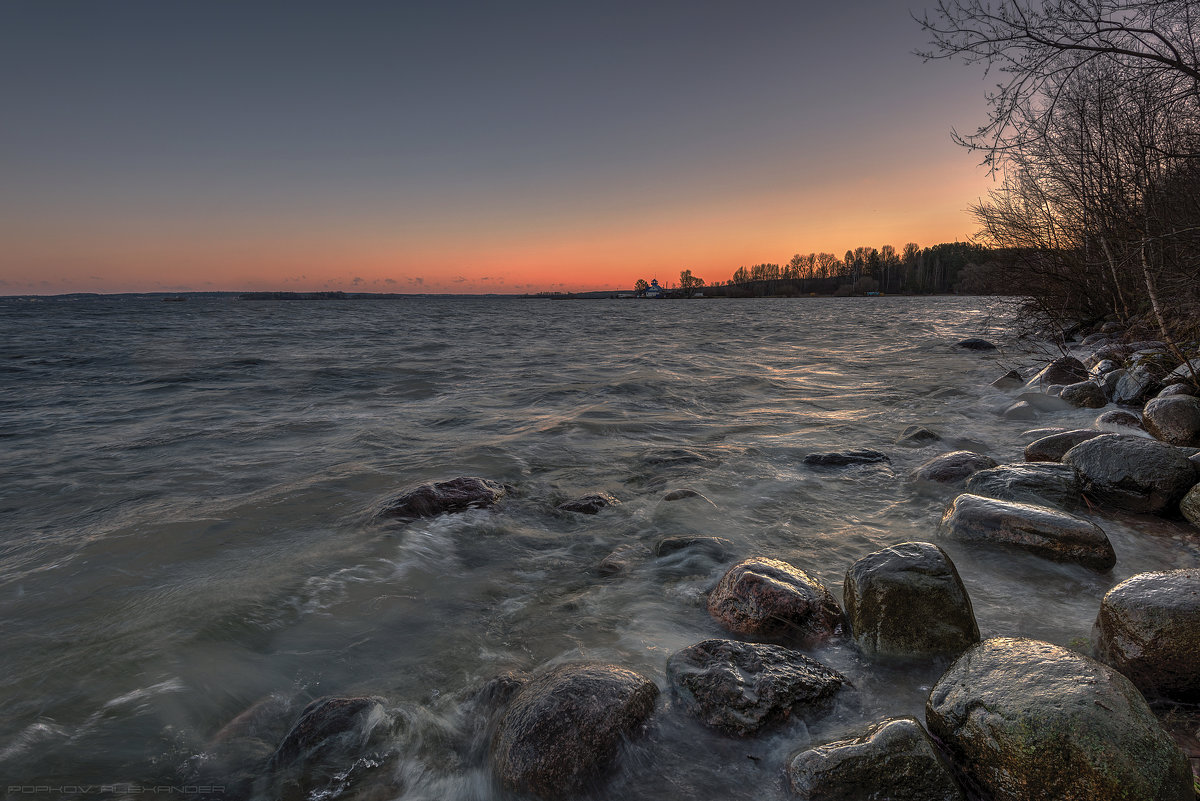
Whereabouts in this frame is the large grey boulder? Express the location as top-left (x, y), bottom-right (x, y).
top-left (1158, 382), bottom-right (1198, 398)
top-left (1111, 365), bottom-right (1160, 405)
top-left (963, 462), bottom-right (1084, 509)
top-left (1142, 395), bottom-right (1200, 446)
top-left (1062, 434), bottom-right (1198, 514)
top-left (1002, 400), bottom-right (1037, 421)
top-left (707, 557), bottom-right (846, 645)
top-left (787, 717), bottom-right (966, 801)
top-left (926, 638), bottom-right (1193, 801)
top-left (491, 663), bottom-right (657, 799)
top-left (938, 494), bottom-right (1115, 571)
top-left (1094, 409), bottom-right (1144, 432)
top-left (909, 451), bottom-right (997, 485)
top-left (378, 476), bottom-right (506, 519)
top-left (843, 542), bottom-right (979, 659)
top-left (1093, 569), bottom-right (1200, 703)
top-left (666, 639), bottom-right (848, 736)
top-left (1059, 381), bottom-right (1107, 408)
top-left (1026, 356), bottom-right (1088, 387)
top-left (1166, 358), bottom-right (1200, 383)
top-left (1023, 429), bottom-right (1105, 462)
top-left (1182, 484), bottom-right (1200, 526)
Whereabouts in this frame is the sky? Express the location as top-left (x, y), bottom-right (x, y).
top-left (0, 1), bottom-right (996, 294)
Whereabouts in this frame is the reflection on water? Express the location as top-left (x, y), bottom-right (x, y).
top-left (0, 296), bottom-right (1195, 798)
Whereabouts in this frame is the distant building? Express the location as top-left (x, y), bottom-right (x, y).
top-left (643, 278), bottom-right (664, 298)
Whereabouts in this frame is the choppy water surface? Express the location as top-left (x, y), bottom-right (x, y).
top-left (1, 296), bottom-right (1196, 799)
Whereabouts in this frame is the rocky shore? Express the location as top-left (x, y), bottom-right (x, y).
top-left (195, 326), bottom-right (1200, 801)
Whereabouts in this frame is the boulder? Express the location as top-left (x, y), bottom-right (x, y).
top-left (491, 663), bottom-right (657, 799)
top-left (1021, 426), bottom-right (1070, 439)
top-left (1142, 395), bottom-right (1200, 446)
top-left (1002, 400), bottom-right (1037, 421)
top-left (1027, 356), bottom-right (1088, 387)
top-left (556, 491), bottom-right (620, 514)
top-left (1093, 569), bottom-right (1200, 703)
top-left (379, 476), bottom-right (506, 519)
top-left (1158, 383), bottom-right (1198, 398)
top-left (895, 426), bottom-right (941, 447)
top-left (1062, 434), bottom-right (1198, 514)
top-left (1182, 484), bottom-right (1200, 526)
top-left (1045, 383), bottom-right (1066, 397)
top-left (955, 338), bottom-right (997, 351)
top-left (1100, 321), bottom-right (1125, 334)
top-left (787, 717), bottom-right (966, 801)
top-left (662, 488), bottom-right (705, 501)
top-left (926, 638), bottom-right (1193, 801)
top-left (666, 639), bottom-right (848, 736)
top-left (1014, 391), bottom-right (1071, 412)
top-left (268, 696), bottom-right (391, 798)
top-left (707, 557), bottom-right (846, 645)
top-left (655, 535), bottom-right (733, 561)
top-left (1094, 409), bottom-right (1144, 432)
top-left (910, 451), bottom-right (998, 485)
top-left (1090, 358), bottom-right (1118, 376)
top-left (1166, 357), bottom-right (1200, 383)
top-left (1091, 340), bottom-right (1165, 365)
top-left (803, 448), bottom-right (890, 467)
top-left (937, 493), bottom-right (1115, 571)
top-left (1100, 367), bottom-right (1126, 399)
top-left (1023, 429), bottom-right (1105, 463)
top-left (963, 462), bottom-right (1084, 509)
top-left (1081, 332), bottom-right (1112, 347)
top-left (843, 542), bottom-right (979, 659)
top-left (991, 370), bottom-right (1023, 390)
top-left (1059, 381), bottom-right (1107, 409)
top-left (1111, 365), bottom-right (1160, 405)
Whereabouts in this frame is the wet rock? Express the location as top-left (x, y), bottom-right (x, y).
top-left (803, 448), bottom-right (890, 467)
top-left (1081, 332), bottom-right (1112, 347)
top-left (991, 369), bottom-right (1023, 389)
top-left (1023, 429), bottom-right (1105, 462)
top-left (895, 426), bottom-right (941, 447)
top-left (926, 638), bottom-right (1192, 801)
top-left (655, 535), bottom-right (733, 561)
top-left (1045, 383), bottom-right (1066, 397)
top-left (1142, 395), bottom-right (1200, 446)
top-left (596, 543), bottom-right (649, 576)
top-left (1001, 400), bottom-right (1037, 421)
top-left (1100, 321), bottom-right (1125, 334)
top-left (1026, 356), bottom-right (1088, 387)
top-left (198, 694), bottom-right (296, 796)
top-left (1158, 382), bottom-right (1198, 398)
top-left (662, 488), bottom-right (703, 501)
top-left (1166, 357), bottom-right (1200, 383)
top-left (556, 491), bottom-right (620, 514)
top-left (1091, 340), bottom-right (1165, 365)
top-left (1062, 434), bottom-right (1198, 514)
top-left (955, 338), bottom-right (996, 351)
top-left (1112, 365), bottom-right (1160, 405)
top-left (1059, 380), bottom-right (1107, 408)
top-left (379, 476), bottom-right (506, 519)
top-left (937, 493), bottom-right (1115, 571)
top-left (491, 663), bottom-right (657, 799)
top-left (1094, 409), bottom-right (1145, 431)
top-left (843, 542), bottom-right (979, 659)
top-left (1093, 569), bottom-right (1200, 703)
top-left (1090, 358), bottom-right (1118, 376)
top-left (1182, 484), bottom-right (1200, 526)
top-left (910, 451), bottom-right (997, 486)
top-left (963, 462), bottom-right (1084, 508)
top-left (666, 639), bottom-right (848, 736)
top-left (638, 448), bottom-right (711, 468)
top-left (269, 696), bottom-right (391, 796)
top-left (1020, 426), bottom-right (1070, 439)
top-left (1014, 391), bottom-right (1071, 412)
top-left (707, 557), bottom-right (846, 645)
top-left (787, 717), bottom-right (966, 801)
top-left (1100, 367), bottom-right (1126, 399)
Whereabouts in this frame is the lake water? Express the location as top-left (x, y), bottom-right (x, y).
top-left (1, 296), bottom-right (1196, 799)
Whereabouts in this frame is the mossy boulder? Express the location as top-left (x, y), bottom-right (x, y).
top-left (666, 639), bottom-right (847, 736)
top-left (787, 717), bottom-right (966, 801)
top-left (1093, 569), bottom-right (1200, 703)
top-left (843, 542), bottom-right (978, 659)
top-left (707, 557), bottom-right (846, 645)
top-left (926, 638), bottom-right (1193, 801)
top-left (491, 663), bottom-right (657, 799)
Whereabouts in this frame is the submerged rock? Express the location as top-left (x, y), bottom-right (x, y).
top-left (666, 639), bottom-right (848, 736)
top-left (787, 717), bottom-right (966, 801)
top-left (803, 448), bottom-right (890, 467)
top-left (707, 557), bottom-right (846, 645)
top-left (1093, 569), bottom-right (1200, 703)
top-left (937, 493), bottom-right (1115, 571)
top-left (843, 542), bottom-right (978, 659)
top-left (378, 476), bottom-right (506, 519)
top-left (1059, 380), bottom-right (1107, 408)
top-left (955, 338), bottom-right (997, 351)
top-left (991, 369), bottom-right (1023, 389)
top-left (1014, 391), bottom-right (1071, 412)
top-left (268, 696), bottom-right (391, 797)
top-left (662, 488), bottom-right (705, 501)
top-left (1023, 429), bottom-right (1105, 462)
top-left (1062, 434), bottom-right (1198, 514)
top-left (1143, 395), bottom-right (1200, 446)
top-left (926, 638), bottom-right (1193, 801)
top-left (1094, 409), bottom-right (1144, 431)
top-left (1002, 400), bottom-right (1038, 421)
top-left (963, 462), bottom-right (1083, 509)
top-left (1027, 356), bottom-right (1088, 387)
top-left (655, 535), bottom-right (733, 561)
top-left (491, 663), bottom-right (657, 799)
top-left (596, 543), bottom-right (650, 576)
top-left (556, 491), bottom-right (620, 514)
top-left (910, 451), bottom-right (997, 486)
top-left (896, 425), bottom-right (941, 447)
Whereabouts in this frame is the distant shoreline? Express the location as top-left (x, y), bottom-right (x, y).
top-left (1, 289), bottom-right (990, 301)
